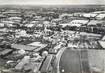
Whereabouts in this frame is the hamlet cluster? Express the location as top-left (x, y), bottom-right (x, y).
top-left (0, 7), bottom-right (105, 73)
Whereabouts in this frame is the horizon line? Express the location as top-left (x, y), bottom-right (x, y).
top-left (0, 4), bottom-right (105, 6)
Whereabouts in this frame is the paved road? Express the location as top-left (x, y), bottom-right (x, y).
top-left (55, 47), bottom-right (67, 73)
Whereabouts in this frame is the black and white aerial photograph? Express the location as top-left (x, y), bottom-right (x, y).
top-left (0, 0), bottom-right (105, 73)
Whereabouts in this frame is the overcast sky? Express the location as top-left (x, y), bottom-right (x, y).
top-left (0, 0), bottom-right (105, 5)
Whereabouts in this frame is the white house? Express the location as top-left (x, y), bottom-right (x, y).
top-left (59, 23), bottom-right (71, 27)
top-left (59, 13), bottom-right (73, 19)
top-left (82, 13), bottom-right (98, 18)
top-left (70, 20), bottom-right (89, 27)
top-left (2, 20), bottom-right (14, 27)
top-left (0, 23), bottom-right (4, 27)
top-left (25, 23), bottom-right (36, 28)
top-left (88, 20), bottom-right (105, 26)
top-left (96, 14), bottom-right (105, 20)
top-left (92, 11), bottom-right (105, 14)
top-left (59, 20), bottom-right (89, 27)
